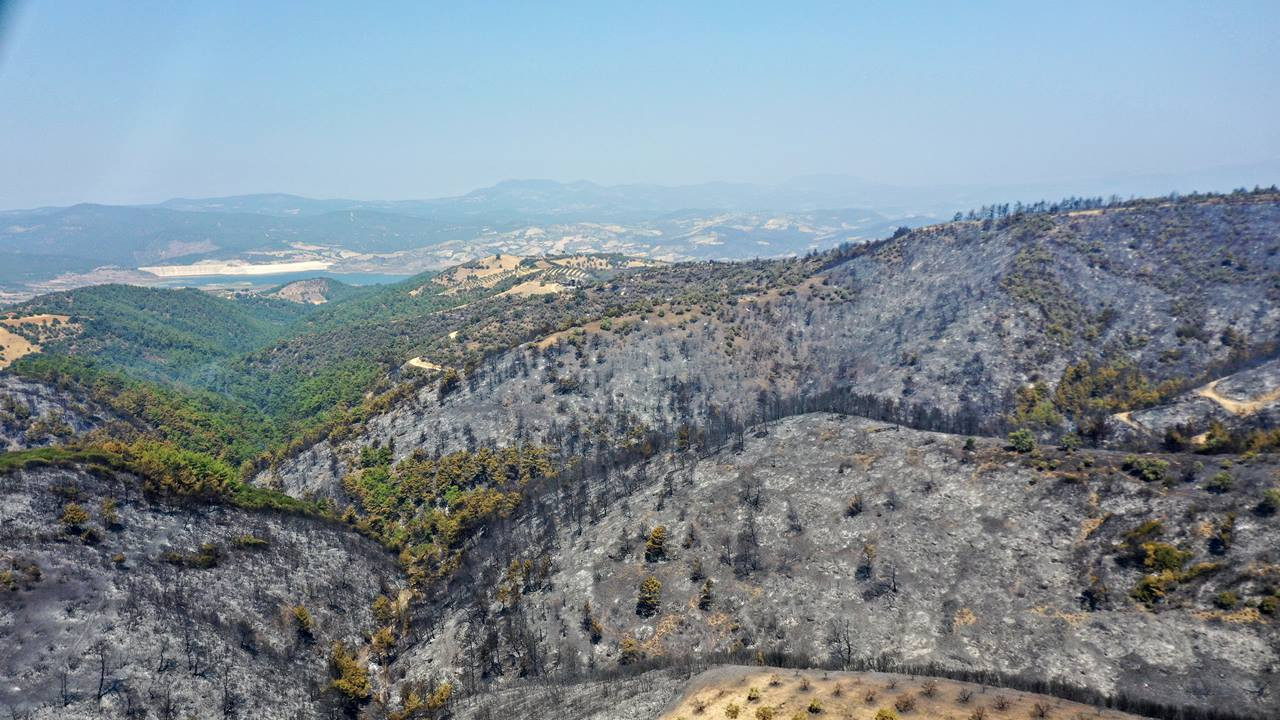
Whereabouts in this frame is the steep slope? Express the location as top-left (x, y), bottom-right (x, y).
top-left (0, 375), bottom-right (112, 450)
top-left (6, 190), bottom-right (1280, 720)
top-left (1106, 358), bottom-right (1280, 451)
top-left (0, 463), bottom-right (401, 719)
top-left (385, 414), bottom-right (1279, 717)
top-left (263, 191), bottom-right (1280, 497)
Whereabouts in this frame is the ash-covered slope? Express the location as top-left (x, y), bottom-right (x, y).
top-left (1105, 358), bottom-right (1280, 449)
top-left (7, 191), bottom-right (1280, 720)
top-left (398, 414), bottom-right (1280, 717)
top-left (0, 464), bottom-right (401, 719)
top-left (262, 191), bottom-right (1280, 499)
top-left (0, 375), bottom-right (112, 451)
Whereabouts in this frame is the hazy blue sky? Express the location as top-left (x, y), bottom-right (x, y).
top-left (0, 0), bottom-right (1277, 208)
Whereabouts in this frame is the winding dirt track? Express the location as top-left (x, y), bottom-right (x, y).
top-left (1194, 379), bottom-right (1280, 416)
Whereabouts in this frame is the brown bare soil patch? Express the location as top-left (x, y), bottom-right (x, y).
top-left (662, 666), bottom-right (1150, 720)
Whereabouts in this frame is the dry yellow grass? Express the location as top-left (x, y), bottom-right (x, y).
top-left (0, 314), bottom-right (73, 368)
top-left (499, 279), bottom-right (566, 297)
top-left (1, 313), bottom-right (71, 326)
top-left (1077, 514), bottom-right (1110, 544)
top-left (1030, 605), bottom-right (1088, 626)
top-left (552, 255), bottom-right (613, 270)
top-left (1192, 607), bottom-right (1266, 624)
top-left (661, 666), bottom-right (1149, 720)
top-left (952, 607), bottom-right (977, 629)
top-left (0, 327), bottom-right (36, 368)
top-left (431, 254), bottom-right (535, 293)
top-left (445, 253), bottom-right (525, 280)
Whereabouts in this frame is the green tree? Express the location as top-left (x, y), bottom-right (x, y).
top-left (644, 525), bottom-right (668, 562)
top-left (329, 641), bottom-right (371, 700)
top-left (292, 605), bottom-right (316, 641)
top-left (636, 575), bottom-right (662, 616)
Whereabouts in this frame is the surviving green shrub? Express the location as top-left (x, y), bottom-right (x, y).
top-left (1052, 359), bottom-right (1181, 430)
top-left (329, 641), bottom-right (371, 700)
top-left (189, 542), bottom-right (220, 568)
top-left (343, 445), bottom-right (554, 586)
top-left (426, 682), bottom-right (453, 711)
top-left (874, 709), bottom-right (899, 720)
top-left (59, 502), bottom-right (89, 530)
top-left (1009, 383), bottom-right (1064, 430)
top-left (293, 604), bottom-right (316, 641)
top-left (359, 445), bottom-right (393, 468)
top-left (1118, 519), bottom-right (1163, 561)
top-left (1122, 455), bottom-right (1169, 483)
top-left (1215, 591), bottom-right (1240, 609)
top-left (645, 525), bottom-right (668, 562)
top-left (370, 626), bottom-right (395, 659)
top-left (234, 534), bottom-right (269, 548)
top-left (1260, 595), bottom-right (1279, 615)
top-left (619, 634), bottom-right (642, 665)
top-left (1141, 542), bottom-right (1192, 573)
top-left (1131, 561), bottom-right (1219, 606)
top-left (1007, 429), bottom-right (1035, 453)
top-left (1206, 471), bottom-right (1233, 494)
top-left (636, 575), bottom-right (662, 616)
top-left (1260, 488), bottom-right (1280, 515)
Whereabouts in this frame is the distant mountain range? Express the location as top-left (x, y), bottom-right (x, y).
top-left (2, 165), bottom-right (1275, 298)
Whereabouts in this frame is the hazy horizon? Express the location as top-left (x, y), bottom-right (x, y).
top-left (1, 1), bottom-right (1278, 209)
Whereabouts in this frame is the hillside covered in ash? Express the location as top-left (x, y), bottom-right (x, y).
top-left (264, 190), bottom-right (1280, 493)
top-left (3, 190), bottom-right (1280, 719)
